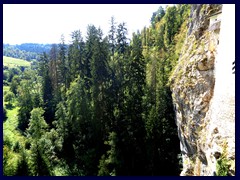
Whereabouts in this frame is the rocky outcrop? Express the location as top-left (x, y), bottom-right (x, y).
top-left (170, 4), bottom-right (235, 176)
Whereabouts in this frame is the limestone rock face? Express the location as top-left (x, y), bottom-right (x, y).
top-left (170, 4), bottom-right (235, 176)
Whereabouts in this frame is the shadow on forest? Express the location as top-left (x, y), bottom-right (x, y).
top-left (5, 103), bottom-right (15, 110)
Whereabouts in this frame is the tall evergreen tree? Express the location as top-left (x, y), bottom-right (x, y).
top-left (108, 16), bottom-right (117, 57)
top-left (58, 34), bottom-right (68, 89)
top-left (49, 44), bottom-right (58, 91)
top-left (68, 30), bottom-right (85, 81)
top-left (39, 53), bottom-right (55, 125)
top-left (16, 149), bottom-right (29, 176)
top-left (27, 108), bottom-right (51, 176)
top-left (116, 22), bottom-right (128, 54)
top-left (118, 32), bottom-right (147, 175)
top-left (65, 77), bottom-right (94, 175)
top-left (85, 25), bottom-right (99, 91)
top-left (17, 71), bottom-right (41, 125)
top-left (90, 27), bottom-right (112, 153)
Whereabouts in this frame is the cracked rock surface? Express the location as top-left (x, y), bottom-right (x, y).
top-left (170, 4), bottom-right (235, 176)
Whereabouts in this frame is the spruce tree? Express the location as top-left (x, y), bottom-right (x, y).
top-left (27, 108), bottom-right (51, 176)
top-left (108, 16), bottom-right (117, 57)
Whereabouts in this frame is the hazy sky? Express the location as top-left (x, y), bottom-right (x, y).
top-left (3, 4), bottom-right (168, 45)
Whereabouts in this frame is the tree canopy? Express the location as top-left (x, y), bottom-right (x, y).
top-left (3, 4), bottom-right (191, 176)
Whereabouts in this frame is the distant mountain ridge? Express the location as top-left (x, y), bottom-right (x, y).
top-left (3, 43), bottom-right (54, 61)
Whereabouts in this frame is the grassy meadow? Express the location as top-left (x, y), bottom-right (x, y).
top-left (3, 56), bottom-right (31, 67)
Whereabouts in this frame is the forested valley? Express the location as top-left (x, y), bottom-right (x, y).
top-left (3, 4), bottom-right (190, 176)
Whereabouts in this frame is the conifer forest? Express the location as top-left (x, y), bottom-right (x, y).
top-left (3, 5), bottom-right (191, 176)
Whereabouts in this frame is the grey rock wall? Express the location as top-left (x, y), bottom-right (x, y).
top-left (169, 4), bottom-right (235, 176)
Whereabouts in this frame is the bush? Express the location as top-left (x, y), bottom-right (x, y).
top-left (3, 65), bottom-right (9, 70)
top-left (4, 91), bottom-right (15, 105)
top-left (3, 70), bottom-right (9, 81)
top-left (216, 157), bottom-right (229, 176)
top-left (10, 75), bottom-right (21, 95)
top-left (8, 67), bottom-right (21, 82)
top-left (216, 142), bottom-right (232, 176)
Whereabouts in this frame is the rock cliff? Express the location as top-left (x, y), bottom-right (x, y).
top-left (169, 4), bottom-right (235, 176)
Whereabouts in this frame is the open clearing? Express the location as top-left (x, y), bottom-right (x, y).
top-left (3, 56), bottom-right (31, 67)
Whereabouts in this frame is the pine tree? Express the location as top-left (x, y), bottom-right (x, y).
top-left (57, 77), bottom-right (94, 175)
top-left (118, 32), bottom-right (147, 175)
top-left (98, 131), bottom-right (120, 176)
top-left (58, 34), bottom-right (68, 89)
top-left (18, 79), bottom-right (33, 131)
top-left (116, 22), bottom-right (128, 54)
top-left (111, 22), bottom-right (129, 133)
top-left (68, 30), bottom-right (85, 81)
top-left (27, 108), bottom-right (51, 176)
top-left (90, 27), bottom-right (111, 137)
top-left (109, 16), bottom-right (117, 57)
top-left (151, 6), bottom-right (165, 27)
top-left (39, 53), bottom-right (55, 125)
top-left (27, 108), bottom-right (48, 139)
top-left (85, 25), bottom-right (98, 91)
top-left (54, 101), bottom-right (68, 143)
top-left (163, 5), bottom-right (178, 47)
top-left (16, 149), bottom-right (29, 176)
top-left (49, 44), bottom-right (58, 92)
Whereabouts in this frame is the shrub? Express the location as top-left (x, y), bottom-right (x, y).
top-left (216, 142), bottom-right (232, 176)
top-left (216, 157), bottom-right (229, 176)
top-left (4, 91), bottom-right (15, 106)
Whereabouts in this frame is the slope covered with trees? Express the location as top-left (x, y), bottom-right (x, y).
top-left (3, 4), bottom-right (190, 176)
top-left (3, 43), bottom-right (53, 61)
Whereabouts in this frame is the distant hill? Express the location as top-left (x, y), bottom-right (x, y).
top-left (3, 56), bottom-right (31, 68)
top-left (3, 43), bottom-right (54, 61)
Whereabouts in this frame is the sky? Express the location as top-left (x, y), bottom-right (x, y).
top-left (3, 4), bottom-right (169, 45)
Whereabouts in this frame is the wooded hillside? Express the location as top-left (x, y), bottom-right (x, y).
top-left (3, 4), bottom-right (190, 176)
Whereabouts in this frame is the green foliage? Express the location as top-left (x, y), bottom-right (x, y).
top-left (10, 75), bottom-right (21, 95)
top-left (17, 71), bottom-right (42, 131)
top-left (216, 158), bottom-right (229, 176)
top-left (116, 22), bottom-right (128, 54)
top-left (109, 16), bottom-right (117, 57)
top-left (66, 77), bottom-right (91, 134)
top-left (98, 155), bottom-right (111, 176)
top-left (3, 43), bottom-right (52, 61)
top-left (4, 91), bottom-right (15, 106)
top-left (3, 69), bottom-right (9, 82)
top-left (3, 146), bottom-right (18, 176)
top-left (68, 30), bottom-right (85, 81)
top-left (26, 108), bottom-right (52, 176)
top-left (98, 132), bottom-right (119, 176)
top-left (15, 149), bottom-right (29, 176)
top-left (3, 4), bottom-right (191, 176)
top-left (6, 67), bottom-right (21, 83)
top-left (27, 108), bottom-right (48, 140)
top-left (3, 106), bottom-right (8, 122)
top-left (54, 101), bottom-right (68, 140)
top-left (216, 142), bottom-right (232, 176)
top-left (12, 141), bottom-right (21, 153)
top-left (29, 143), bottom-right (52, 176)
top-left (58, 35), bottom-right (68, 89)
top-left (151, 6), bottom-right (165, 29)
